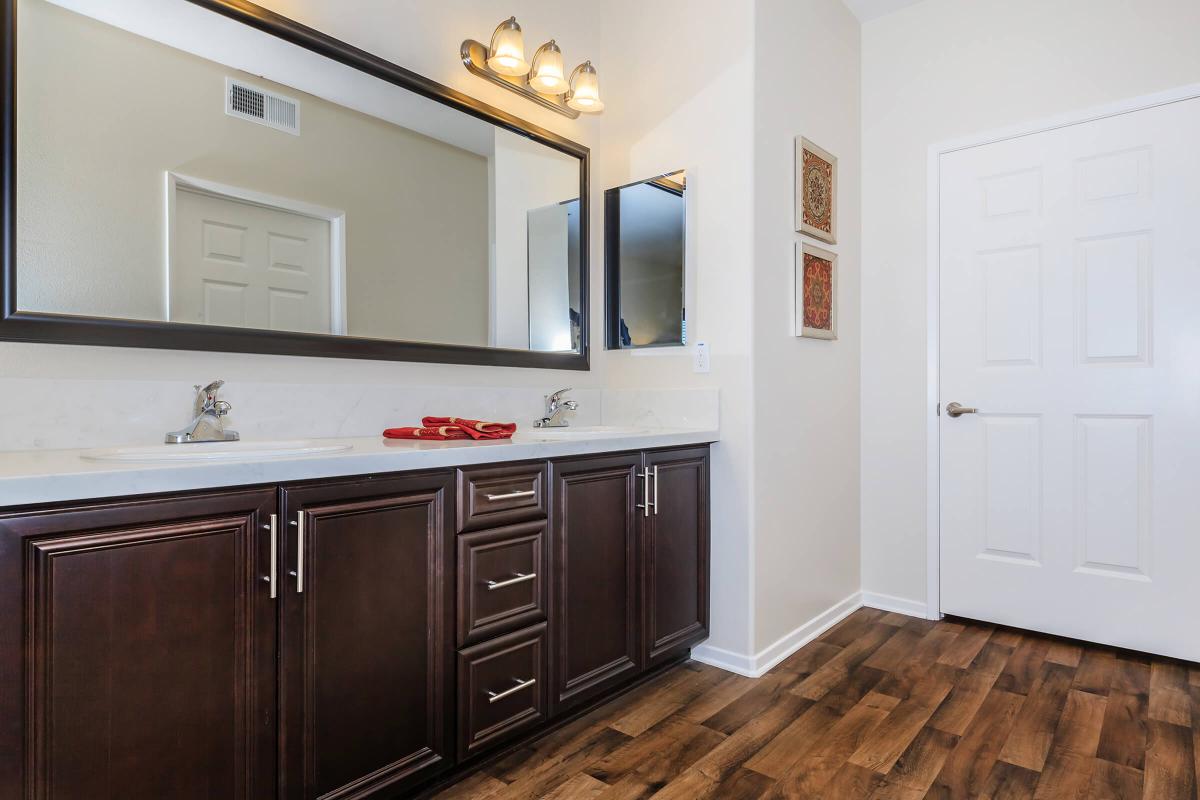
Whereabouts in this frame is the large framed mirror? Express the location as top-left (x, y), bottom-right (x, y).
top-left (604, 170), bottom-right (686, 349)
top-left (1, 0), bottom-right (589, 369)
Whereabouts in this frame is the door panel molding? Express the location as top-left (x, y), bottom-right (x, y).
top-left (926, 83), bottom-right (1200, 621)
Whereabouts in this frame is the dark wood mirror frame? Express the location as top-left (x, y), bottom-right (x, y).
top-left (0, 0), bottom-right (590, 370)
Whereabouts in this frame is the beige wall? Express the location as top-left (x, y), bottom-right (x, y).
top-left (860, 0), bottom-right (1200, 607)
top-left (18, 0), bottom-right (491, 346)
top-left (752, 0), bottom-right (862, 652)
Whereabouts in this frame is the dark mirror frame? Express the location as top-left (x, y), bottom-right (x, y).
top-left (0, 0), bottom-right (590, 370)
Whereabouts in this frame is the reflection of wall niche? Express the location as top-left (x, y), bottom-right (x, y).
top-left (604, 171), bottom-right (687, 350)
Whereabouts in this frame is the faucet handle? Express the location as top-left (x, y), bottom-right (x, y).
top-left (547, 387), bottom-right (573, 404)
top-left (194, 380), bottom-right (228, 416)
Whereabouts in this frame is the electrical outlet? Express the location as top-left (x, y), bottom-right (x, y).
top-left (693, 341), bottom-right (710, 373)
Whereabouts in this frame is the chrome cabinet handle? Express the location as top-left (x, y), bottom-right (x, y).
top-left (636, 468), bottom-right (654, 517)
top-left (653, 466), bottom-right (660, 516)
top-left (486, 572), bottom-right (536, 590)
top-left (289, 511), bottom-right (305, 593)
top-left (946, 402), bottom-right (979, 418)
top-left (266, 514), bottom-right (278, 599)
top-left (484, 489), bottom-right (536, 501)
top-left (487, 677), bottom-right (536, 703)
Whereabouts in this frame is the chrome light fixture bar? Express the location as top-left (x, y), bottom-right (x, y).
top-left (461, 17), bottom-right (604, 119)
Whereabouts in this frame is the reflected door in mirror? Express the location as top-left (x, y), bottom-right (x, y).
top-left (11, 0), bottom-right (586, 364)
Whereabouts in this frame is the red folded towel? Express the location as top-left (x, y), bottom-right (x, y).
top-left (383, 416), bottom-right (517, 441)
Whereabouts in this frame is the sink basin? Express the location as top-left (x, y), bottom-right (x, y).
top-left (82, 439), bottom-right (353, 463)
top-left (518, 426), bottom-right (653, 440)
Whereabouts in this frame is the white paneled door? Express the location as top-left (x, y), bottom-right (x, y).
top-left (939, 97), bottom-right (1200, 661)
top-left (171, 187), bottom-right (332, 333)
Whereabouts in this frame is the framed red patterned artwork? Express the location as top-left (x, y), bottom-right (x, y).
top-left (795, 137), bottom-right (837, 244)
top-left (796, 242), bottom-right (837, 340)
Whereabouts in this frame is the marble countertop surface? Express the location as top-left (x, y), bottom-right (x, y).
top-left (0, 427), bottom-right (720, 507)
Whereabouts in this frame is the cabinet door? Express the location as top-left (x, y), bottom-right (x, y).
top-left (643, 447), bottom-right (710, 666)
top-left (0, 488), bottom-right (278, 800)
top-left (279, 472), bottom-right (454, 800)
top-left (548, 453), bottom-right (642, 715)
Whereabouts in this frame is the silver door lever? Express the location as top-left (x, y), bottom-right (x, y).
top-left (945, 402), bottom-right (978, 418)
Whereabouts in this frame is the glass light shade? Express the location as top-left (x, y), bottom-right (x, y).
top-left (487, 17), bottom-right (530, 77)
top-left (529, 41), bottom-right (569, 94)
top-left (567, 61), bottom-right (604, 112)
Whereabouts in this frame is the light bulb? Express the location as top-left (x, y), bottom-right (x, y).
top-left (529, 40), bottom-right (568, 95)
top-left (567, 61), bottom-right (604, 112)
top-left (487, 17), bottom-right (530, 77)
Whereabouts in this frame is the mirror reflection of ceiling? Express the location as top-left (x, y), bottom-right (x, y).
top-left (16, 0), bottom-right (583, 353)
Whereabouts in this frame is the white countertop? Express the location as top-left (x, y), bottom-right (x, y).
top-left (0, 427), bottom-right (719, 507)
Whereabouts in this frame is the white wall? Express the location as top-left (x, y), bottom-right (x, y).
top-left (597, 0), bottom-right (758, 658)
top-left (753, 0), bottom-right (861, 652)
top-left (860, 0), bottom-right (1200, 607)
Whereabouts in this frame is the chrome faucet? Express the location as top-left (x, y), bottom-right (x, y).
top-left (165, 381), bottom-right (239, 444)
top-left (535, 388), bottom-right (579, 428)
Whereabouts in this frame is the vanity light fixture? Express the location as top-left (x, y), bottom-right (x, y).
top-left (461, 19), bottom-right (604, 119)
top-left (566, 61), bottom-right (603, 112)
top-left (486, 17), bottom-right (530, 76)
top-left (529, 41), bottom-right (569, 94)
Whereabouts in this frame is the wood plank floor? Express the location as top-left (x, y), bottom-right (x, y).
top-left (431, 609), bottom-right (1200, 799)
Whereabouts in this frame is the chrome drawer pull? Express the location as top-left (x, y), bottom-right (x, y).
top-left (486, 572), bottom-right (536, 590)
top-left (484, 489), bottom-right (536, 501)
top-left (487, 677), bottom-right (537, 703)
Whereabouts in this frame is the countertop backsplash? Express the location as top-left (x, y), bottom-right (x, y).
top-left (0, 378), bottom-right (718, 452)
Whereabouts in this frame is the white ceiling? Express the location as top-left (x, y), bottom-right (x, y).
top-left (842, 0), bottom-right (929, 22)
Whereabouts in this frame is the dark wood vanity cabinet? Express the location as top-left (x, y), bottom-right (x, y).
top-left (0, 488), bottom-right (280, 800)
top-left (548, 452), bottom-right (645, 714)
top-left (278, 472), bottom-right (455, 800)
top-left (642, 447), bottom-right (711, 667)
top-left (0, 445), bottom-right (709, 799)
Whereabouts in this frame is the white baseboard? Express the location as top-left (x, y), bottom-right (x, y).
top-left (861, 591), bottom-right (931, 620)
top-left (691, 591), bottom-right (864, 678)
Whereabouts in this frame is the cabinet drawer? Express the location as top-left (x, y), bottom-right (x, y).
top-left (457, 624), bottom-right (547, 759)
top-left (457, 521), bottom-right (547, 646)
top-left (457, 462), bottom-right (547, 532)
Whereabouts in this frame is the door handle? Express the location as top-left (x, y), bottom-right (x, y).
top-left (265, 514), bottom-right (278, 599)
top-left (653, 466), bottom-right (659, 516)
top-left (945, 402), bottom-right (978, 418)
top-left (636, 468), bottom-right (654, 516)
top-left (289, 511), bottom-right (305, 593)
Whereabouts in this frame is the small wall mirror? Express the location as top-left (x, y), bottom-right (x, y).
top-left (604, 171), bottom-right (686, 349)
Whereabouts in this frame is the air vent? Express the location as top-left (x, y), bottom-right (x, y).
top-left (225, 78), bottom-right (299, 135)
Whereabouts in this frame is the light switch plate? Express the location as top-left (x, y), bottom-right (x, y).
top-left (693, 341), bottom-right (710, 373)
